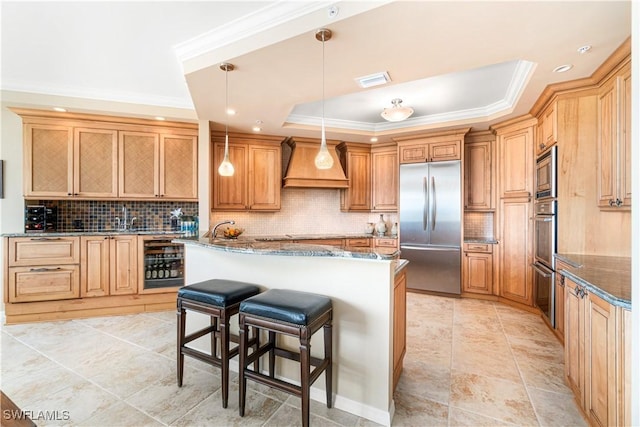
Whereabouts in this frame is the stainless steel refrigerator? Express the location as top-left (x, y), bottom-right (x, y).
top-left (399, 161), bottom-right (462, 294)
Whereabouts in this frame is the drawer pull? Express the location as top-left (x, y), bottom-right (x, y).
top-left (29, 267), bottom-right (62, 272)
top-left (30, 237), bottom-right (62, 241)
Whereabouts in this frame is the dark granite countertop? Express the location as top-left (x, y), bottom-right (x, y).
top-left (175, 236), bottom-right (400, 261)
top-left (555, 253), bottom-right (631, 309)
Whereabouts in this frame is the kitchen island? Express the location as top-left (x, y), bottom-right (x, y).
top-left (175, 236), bottom-right (405, 426)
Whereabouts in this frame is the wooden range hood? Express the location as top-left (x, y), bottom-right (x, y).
top-left (282, 137), bottom-right (349, 189)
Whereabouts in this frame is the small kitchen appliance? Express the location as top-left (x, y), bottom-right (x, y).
top-left (25, 205), bottom-right (57, 232)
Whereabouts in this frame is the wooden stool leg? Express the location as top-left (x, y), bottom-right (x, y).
top-left (238, 315), bottom-right (247, 417)
top-left (268, 330), bottom-right (276, 378)
top-left (324, 322), bottom-right (332, 408)
top-left (177, 301), bottom-right (185, 387)
top-left (211, 316), bottom-right (218, 358)
top-left (300, 335), bottom-right (311, 427)
top-left (220, 311), bottom-right (229, 409)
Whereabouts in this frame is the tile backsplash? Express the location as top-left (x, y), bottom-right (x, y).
top-left (464, 211), bottom-right (495, 240)
top-left (210, 188), bottom-right (398, 236)
top-left (26, 200), bottom-right (199, 232)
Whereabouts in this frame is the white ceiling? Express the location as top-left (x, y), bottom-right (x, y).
top-left (1, 1), bottom-right (632, 143)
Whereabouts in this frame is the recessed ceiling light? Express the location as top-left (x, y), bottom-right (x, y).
top-left (370, 137), bottom-right (378, 142)
top-left (226, 108), bottom-right (236, 116)
top-left (155, 116), bottom-right (165, 121)
top-left (577, 45), bottom-right (591, 54)
top-left (252, 120), bottom-right (262, 132)
top-left (355, 71), bottom-right (391, 88)
top-left (53, 107), bottom-right (67, 112)
top-left (553, 64), bottom-right (573, 73)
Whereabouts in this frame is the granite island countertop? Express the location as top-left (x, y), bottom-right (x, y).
top-left (555, 253), bottom-right (631, 309)
top-left (175, 236), bottom-right (400, 260)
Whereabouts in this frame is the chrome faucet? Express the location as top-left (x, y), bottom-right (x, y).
top-left (115, 206), bottom-right (136, 231)
top-left (210, 220), bottom-right (235, 239)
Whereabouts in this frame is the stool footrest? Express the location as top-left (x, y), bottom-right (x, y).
top-left (274, 347), bottom-right (326, 369)
top-left (184, 325), bottom-right (216, 344)
top-left (181, 346), bottom-right (226, 368)
top-left (244, 370), bottom-right (301, 396)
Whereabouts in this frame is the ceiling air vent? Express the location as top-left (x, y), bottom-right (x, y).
top-left (355, 71), bottom-right (391, 88)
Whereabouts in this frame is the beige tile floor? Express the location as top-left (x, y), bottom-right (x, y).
top-left (0, 293), bottom-right (587, 426)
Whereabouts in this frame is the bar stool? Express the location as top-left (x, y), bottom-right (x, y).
top-left (238, 289), bottom-right (332, 427)
top-left (177, 279), bottom-right (261, 408)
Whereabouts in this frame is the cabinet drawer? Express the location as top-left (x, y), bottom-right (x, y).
top-left (345, 238), bottom-right (372, 248)
top-left (9, 265), bottom-right (80, 302)
top-left (463, 243), bottom-right (493, 253)
top-left (374, 238), bottom-right (398, 248)
top-left (8, 237), bottom-right (80, 266)
top-left (297, 239), bottom-right (344, 246)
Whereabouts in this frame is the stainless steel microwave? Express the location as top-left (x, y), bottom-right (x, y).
top-left (535, 146), bottom-right (557, 200)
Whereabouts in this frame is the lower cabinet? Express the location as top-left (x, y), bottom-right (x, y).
top-left (81, 235), bottom-right (138, 297)
top-left (374, 237), bottom-right (398, 249)
top-left (498, 199), bottom-right (533, 305)
top-left (563, 275), bottom-right (630, 426)
top-left (6, 236), bottom-right (80, 302)
top-left (462, 243), bottom-right (493, 295)
top-left (393, 267), bottom-right (407, 391)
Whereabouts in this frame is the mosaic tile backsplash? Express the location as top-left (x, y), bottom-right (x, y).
top-left (210, 188), bottom-right (398, 237)
top-left (27, 200), bottom-right (199, 232)
top-left (463, 211), bottom-right (495, 240)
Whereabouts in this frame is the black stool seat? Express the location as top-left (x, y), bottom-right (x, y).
top-left (238, 288), bottom-right (333, 427)
top-left (239, 289), bottom-right (332, 325)
top-left (178, 279), bottom-right (261, 307)
top-left (177, 279), bottom-right (260, 409)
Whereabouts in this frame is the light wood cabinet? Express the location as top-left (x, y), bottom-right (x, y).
top-left (493, 118), bottom-right (535, 307)
top-left (81, 235), bottom-right (138, 297)
top-left (394, 128), bottom-right (469, 164)
top-left (7, 236), bottom-right (80, 303)
top-left (212, 134), bottom-right (282, 211)
top-left (464, 132), bottom-right (494, 211)
top-left (563, 275), bottom-right (631, 427)
top-left (294, 239), bottom-right (344, 246)
top-left (597, 61), bottom-right (631, 210)
top-left (119, 132), bottom-right (198, 200)
top-left (554, 260), bottom-right (570, 342)
top-left (16, 109), bottom-right (198, 201)
top-left (338, 142), bottom-right (371, 212)
top-left (24, 124), bottom-right (118, 198)
top-left (536, 102), bottom-right (557, 156)
top-left (371, 143), bottom-right (398, 212)
top-left (462, 243), bottom-right (493, 295)
top-left (23, 123), bottom-right (73, 198)
top-left (374, 237), bottom-right (397, 249)
top-left (345, 238), bottom-right (371, 248)
top-left (393, 267), bottom-right (407, 391)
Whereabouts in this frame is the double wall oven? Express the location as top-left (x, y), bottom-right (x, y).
top-left (533, 146), bottom-right (557, 327)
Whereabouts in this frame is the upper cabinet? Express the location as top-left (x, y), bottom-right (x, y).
top-left (464, 131), bottom-right (495, 211)
top-left (119, 131), bottom-right (198, 200)
top-left (15, 109), bottom-right (198, 201)
top-left (536, 102), bottom-right (557, 156)
top-left (496, 120), bottom-right (535, 199)
top-left (338, 142), bottom-right (371, 212)
top-left (394, 128), bottom-right (468, 164)
top-left (597, 61), bottom-right (631, 210)
top-left (211, 133), bottom-right (282, 211)
top-left (371, 142), bottom-right (398, 212)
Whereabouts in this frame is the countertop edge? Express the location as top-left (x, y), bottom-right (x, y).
top-left (176, 238), bottom-right (400, 261)
top-left (559, 269), bottom-right (631, 310)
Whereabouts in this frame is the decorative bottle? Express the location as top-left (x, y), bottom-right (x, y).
top-left (375, 214), bottom-right (387, 237)
top-left (390, 222), bottom-right (398, 237)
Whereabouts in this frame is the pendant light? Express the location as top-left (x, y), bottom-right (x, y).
top-left (314, 28), bottom-right (333, 170)
top-left (218, 62), bottom-right (235, 176)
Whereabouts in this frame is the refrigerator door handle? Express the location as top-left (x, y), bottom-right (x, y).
top-left (400, 244), bottom-right (461, 251)
top-left (422, 176), bottom-right (428, 231)
top-left (431, 176), bottom-right (436, 231)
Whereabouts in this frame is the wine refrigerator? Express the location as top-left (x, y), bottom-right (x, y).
top-left (139, 235), bottom-right (185, 292)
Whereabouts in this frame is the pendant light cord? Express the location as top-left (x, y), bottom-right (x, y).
top-left (321, 31), bottom-right (325, 141)
top-left (224, 66), bottom-right (229, 155)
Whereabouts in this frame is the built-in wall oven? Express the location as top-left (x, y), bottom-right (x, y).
top-left (533, 146), bottom-right (557, 327)
top-left (533, 200), bottom-right (556, 326)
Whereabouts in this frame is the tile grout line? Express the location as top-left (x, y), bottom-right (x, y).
top-left (492, 303), bottom-right (543, 427)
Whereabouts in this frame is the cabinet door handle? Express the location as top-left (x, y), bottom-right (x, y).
top-left (29, 267), bottom-right (62, 272)
top-left (609, 199), bottom-right (615, 207)
top-left (30, 237), bottom-right (61, 241)
top-left (560, 275), bottom-right (565, 286)
top-left (616, 198), bottom-right (623, 207)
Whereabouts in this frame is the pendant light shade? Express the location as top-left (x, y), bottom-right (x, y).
top-left (314, 28), bottom-right (333, 170)
top-left (381, 98), bottom-right (414, 122)
top-left (218, 62), bottom-right (235, 176)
